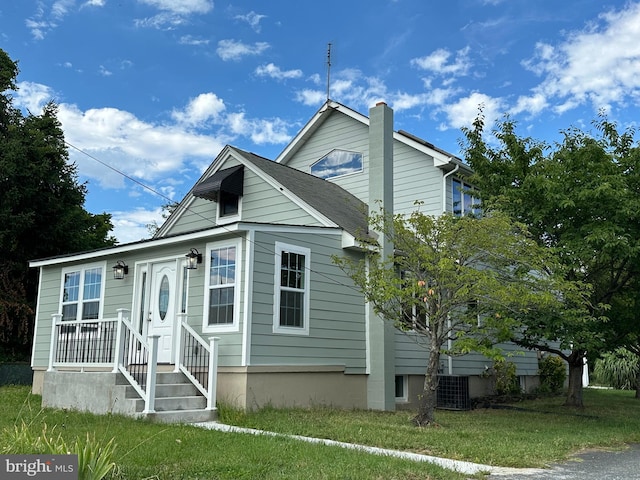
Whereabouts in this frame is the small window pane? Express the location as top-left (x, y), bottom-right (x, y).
top-left (280, 291), bottom-right (303, 327)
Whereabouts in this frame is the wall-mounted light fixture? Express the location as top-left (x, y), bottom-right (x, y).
top-left (112, 260), bottom-right (129, 280)
top-left (186, 248), bottom-right (203, 270)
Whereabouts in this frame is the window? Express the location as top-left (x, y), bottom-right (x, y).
top-left (204, 241), bottom-right (241, 331)
top-left (219, 190), bottom-right (239, 217)
top-left (274, 243), bottom-right (310, 335)
top-left (207, 245), bottom-right (237, 326)
top-left (452, 179), bottom-right (480, 216)
top-left (310, 149), bottom-right (363, 179)
top-left (60, 266), bottom-right (104, 322)
top-left (395, 375), bottom-right (408, 402)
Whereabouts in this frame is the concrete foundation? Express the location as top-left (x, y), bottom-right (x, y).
top-left (217, 365), bottom-right (368, 411)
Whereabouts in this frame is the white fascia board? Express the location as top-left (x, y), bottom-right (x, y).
top-left (276, 101), bottom-right (370, 165)
top-left (29, 224), bottom-right (242, 268)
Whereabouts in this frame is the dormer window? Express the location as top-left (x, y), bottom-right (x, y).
top-left (220, 190), bottom-right (239, 217)
top-left (311, 149), bottom-right (363, 180)
top-left (193, 165), bottom-right (244, 221)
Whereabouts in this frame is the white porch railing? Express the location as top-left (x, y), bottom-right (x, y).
top-left (174, 313), bottom-right (219, 411)
top-left (47, 309), bottom-right (218, 414)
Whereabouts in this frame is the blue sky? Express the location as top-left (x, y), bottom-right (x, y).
top-left (2, 0), bottom-right (639, 243)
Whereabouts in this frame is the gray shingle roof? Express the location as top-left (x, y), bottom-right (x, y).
top-left (231, 147), bottom-right (371, 240)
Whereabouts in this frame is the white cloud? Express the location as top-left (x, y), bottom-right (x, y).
top-left (216, 39), bottom-right (270, 61)
top-left (226, 112), bottom-right (292, 144)
top-left (440, 92), bottom-right (504, 131)
top-left (137, 0), bottom-right (213, 15)
top-left (521, 2), bottom-right (640, 115)
top-left (255, 63), bottom-right (303, 80)
top-left (98, 65), bottom-right (112, 76)
top-left (171, 93), bottom-right (226, 127)
top-left (179, 35), bottom-right (210, 46)
top-left (82, 0), bottom-right (106, 6)
top-left (295, 89), bottom-right (326, 106)
top-left (235, 11), bottom-right (267, 32)
top-left (411, 47), bottom-right (472, 77)
top-left (111, 207), bottom-right (165, 244)
top-left (135, 0), bottom-right (213, 29)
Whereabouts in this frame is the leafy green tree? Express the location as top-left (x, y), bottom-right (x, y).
top-left (0, 49), bottom-right (116, 360)
top-left (334, 209), bottom-right (581, 426)
top-left (462, 112), bottom-right (640, 407)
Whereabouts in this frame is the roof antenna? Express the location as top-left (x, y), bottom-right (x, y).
top-left (326, 43), bottom-right (332, 101)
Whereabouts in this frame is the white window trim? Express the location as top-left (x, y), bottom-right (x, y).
top-left (273, 242), bottom-right (310, 336)
top-left (216, 195), bottom-right (242, 226)
top-left (203, 239), bottom-right (242, 333)
top-left (58, 262), bottom-right (106, 325)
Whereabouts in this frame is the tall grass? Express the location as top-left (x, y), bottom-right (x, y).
top-left (593, 348), bottom-right (639, 390)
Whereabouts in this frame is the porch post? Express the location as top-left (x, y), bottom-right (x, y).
top-left (113, 308), bottom-right (129, 373)
top-left (174, 313), bottom-right (187, 372)
top-left (144, 334), bottom-right (160, 414)
top-left (206, 337), bottom-right (220, 411)
top-left (47, 314), bottom-right (62, 372)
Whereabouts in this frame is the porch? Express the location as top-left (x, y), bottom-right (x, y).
top-left (42, 309), bottom-right (219, 423)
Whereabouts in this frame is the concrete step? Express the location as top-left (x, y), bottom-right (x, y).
top-left (147, 409), bottom-right (218, 424)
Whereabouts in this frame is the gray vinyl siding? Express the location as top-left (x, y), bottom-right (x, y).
top-left (31, 238), bottom-right (246, 369)
top-left (164, 198), bottom-right (216, 236)
top-left (283, 113), bottom-right (371, 203)
top-left (248, 230), bottom-right (367, 372)
top-left (241, 166), bottom-right (322, 226)
top-left (393, 142), bottom-right (443, 217)
top-left (281, 111), bottom-right (446, 217)
top-left (394, 330), bottom-right (429, 375)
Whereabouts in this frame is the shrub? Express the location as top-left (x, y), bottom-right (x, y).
top-left (538, 355), bottom-right (566, 394)
top-left (593, 348), bottom-right (639, 390)
top-left (494, 360), bottom-right (520, 395)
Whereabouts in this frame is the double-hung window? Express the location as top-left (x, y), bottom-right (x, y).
top-left (274, 243), bottom-right (310, 335)
top-left (452, 178), bottom-right (480, 216)
top-left (205, 241), bottom-right (240, 331)
top-left (60, 264), bottom-right (105, 332)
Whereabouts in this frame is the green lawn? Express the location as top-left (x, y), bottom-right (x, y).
top-left (1, 386), bottom-right (640, 479)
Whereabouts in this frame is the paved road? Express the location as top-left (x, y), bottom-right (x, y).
top-left (488, 444), bottom-right (640, 479)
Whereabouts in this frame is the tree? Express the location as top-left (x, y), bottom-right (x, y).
top-left (462, 112), bottom-right (640, 407)
top-left (0, 49), bottom-right (116, 360)
top-left (334, 209), bottom-right (579, 426)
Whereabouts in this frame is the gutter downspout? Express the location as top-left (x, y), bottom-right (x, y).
top-left (442, 160), bottom-right (459, 375)
top-left (442, 161), bottom-right (459, 213)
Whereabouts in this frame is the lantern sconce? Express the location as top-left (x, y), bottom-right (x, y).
top-left (186, 248), bottom-right (203, 270)
top-left (112, 260), bottom-right (129, 280)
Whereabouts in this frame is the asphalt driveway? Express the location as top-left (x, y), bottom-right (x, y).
top-left (488, 443), bottom-right (640, 479)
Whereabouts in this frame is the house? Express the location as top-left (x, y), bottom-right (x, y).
top-left (29, 100), bottom-right (541, 422)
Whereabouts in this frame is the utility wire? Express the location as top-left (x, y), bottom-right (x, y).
top-left (66, 140), bottom-right (362, 293)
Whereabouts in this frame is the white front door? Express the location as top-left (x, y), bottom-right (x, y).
top-left (149, 261), bottom-right (177, 363)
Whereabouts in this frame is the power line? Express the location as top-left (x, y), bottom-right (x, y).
top-left (67, 140), bottom-right (362, 293)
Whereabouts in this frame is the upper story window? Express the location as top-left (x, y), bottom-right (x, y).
top-left (192, 165), bottom-right (244, 223)
top-left (452, 178), bottom-right (480, 217)
top-left (273, 242), bottom-right (310, 335)
top-left (204, 240), bottom-right (241, 332)
top-left (60, 264), bottom-right (104, 322)
top-left (311, 149), bottom-right (363, 180)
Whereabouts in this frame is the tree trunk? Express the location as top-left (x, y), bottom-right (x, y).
top-left (564, 350), bottom-right (585, 407)
top-left (414, 344), bottom-right (441, 426)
